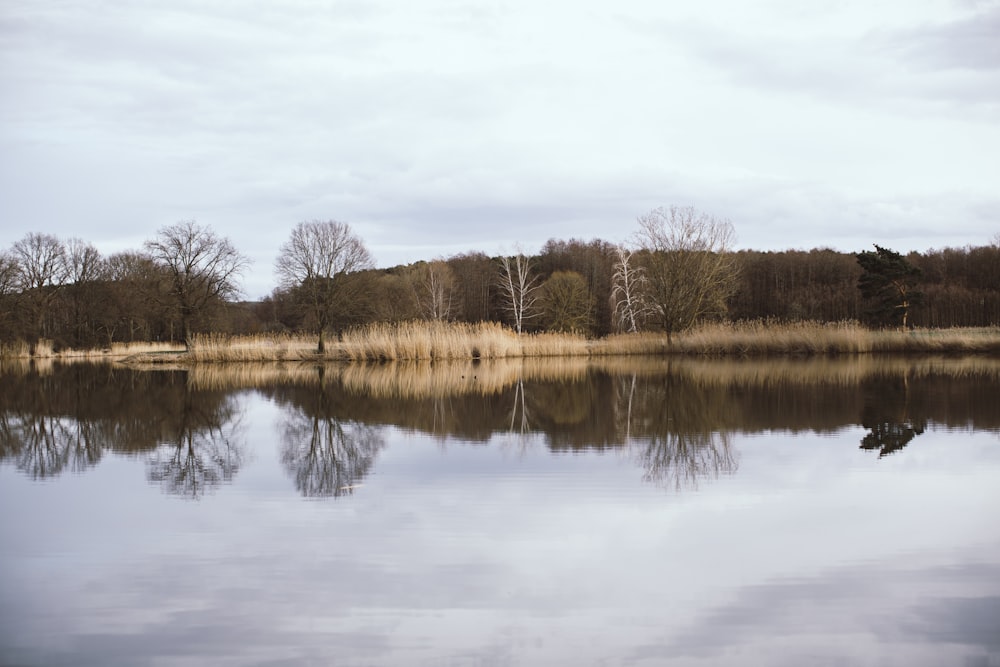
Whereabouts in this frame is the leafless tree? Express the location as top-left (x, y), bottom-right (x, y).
top-left (274, 220), bottom-right (374, 353)
top-left (10, 232), bottom-right (69, 342)
top-left (413, 260), bottom-right (457, 321)
top-left (0, 251), bottom-right (19, 296)
top-left (0, 252), bottom-right (19, 335)
top-left (65, 238), bottom-right (103, 284)
top-left (497, 251), bottom-right (541, 334)
top-left (144, 221), bottom-right (248, 347)
top-left (65, 238), bottom-right (105, 346)
top-left (635, 206), bottom-right (739, 342)
top-left (102, 250), bottom-right (161, 343)
top-left (611, 245), bottom-right (650, 333)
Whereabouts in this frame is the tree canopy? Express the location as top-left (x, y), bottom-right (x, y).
top-left (855, 245), bottom-right (923, 328)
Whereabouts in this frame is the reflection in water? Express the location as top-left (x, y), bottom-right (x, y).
top-left (276, 369), bottom-right (385, 497)
top-left (0, 414), bottom-right (103, 478)
top-left (0, 364), bottom-right (247, 497)
top-left (859, 375), bottom-right (928, 457)
top-left (616, 370), bottom-right (739, 488)
top-left (145, 388), bottom-right (245, 499)
top-left (1, 357), bottom-right (999, 495)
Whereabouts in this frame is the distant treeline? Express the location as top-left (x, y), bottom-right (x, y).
top-left (1, 232), bottom-right (998, 350)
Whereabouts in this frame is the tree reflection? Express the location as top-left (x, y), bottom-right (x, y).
top-left (859, 375), bottom-right (927, 458)
top-left (616, 371), bottom-right (739, 489)
top-left (145, 387), bottom-right (246, 499)
top-left (1, 414), bottom-right (104, 478)
top-left (278, 370), bottom-right (385, 497)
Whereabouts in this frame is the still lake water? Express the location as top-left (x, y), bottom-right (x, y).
top-left (1, 356), bottom-right (998, 667)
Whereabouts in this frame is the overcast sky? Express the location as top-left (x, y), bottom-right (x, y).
top-left (2, 0), bottom-right (998, 299)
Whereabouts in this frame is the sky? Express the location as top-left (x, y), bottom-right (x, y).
top-left (1, 0), bottom-right (998, 299)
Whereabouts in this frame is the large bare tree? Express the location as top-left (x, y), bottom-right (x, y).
top-left (274, 220), bottom-right (374, 353)
top-left (497, 251), bottom-right (541, 334)
top-left (10, 232), bottom-right (69, 343)
top-left (144, 221), bottom-right (248, 347)
top-left (413, 259), bottom-right (458, 321)
top-left (64, 238), bottom-right (104, 347)
top-left (635, 206), bottom-right (739, 342)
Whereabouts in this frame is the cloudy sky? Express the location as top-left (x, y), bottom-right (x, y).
top-left (2, 0), bottom-right (998, 298)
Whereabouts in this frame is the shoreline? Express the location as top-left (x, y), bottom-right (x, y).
top-left (3, 321), bottom-right (1000, 364)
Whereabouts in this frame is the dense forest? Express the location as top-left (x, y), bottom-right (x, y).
top-left (1, 220), bottom-right (998, 351)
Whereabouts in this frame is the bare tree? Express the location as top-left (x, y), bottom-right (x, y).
top-left (10, 232), bottom-right (69, 342)
top-left (103, 250), bottom-right (161, 343)
top-left (274, 220), bottom-right (374, 353)
top-left (413, 260), bottom-right (458, 321)
top-left (497, 251), bottom-right (541, 334)
top-left (0, 252), bottom-right (19, 337)
top-left (635, 206), bottom-right (739, 342)
top-left (144, 221), bottom-right (248, 347)
top-left (611, 245), bottom-right (649, 333)
top-left (65, 239), bottom-right (104, 347)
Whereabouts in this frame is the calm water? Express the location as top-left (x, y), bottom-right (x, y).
top-left (1, 357), bottom-right (998, 667)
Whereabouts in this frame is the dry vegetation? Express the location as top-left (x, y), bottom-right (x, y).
top-left (2, 320), bottom-right (999, 364)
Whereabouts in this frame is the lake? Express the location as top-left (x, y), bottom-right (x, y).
top-left (1, 356), bottom-right (998, 666)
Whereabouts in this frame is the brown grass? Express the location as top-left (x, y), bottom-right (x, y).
top-left (2, 320), bottom-right (999, 364)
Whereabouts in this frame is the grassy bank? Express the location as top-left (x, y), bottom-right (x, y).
top-left (3, 321), bottom-right (1000, 364)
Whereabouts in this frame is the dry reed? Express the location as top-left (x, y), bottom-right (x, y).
top-left (2, 321), bottom-right (999, 365)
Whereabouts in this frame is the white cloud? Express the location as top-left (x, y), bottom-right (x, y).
top-left (2, 0), bottom-right (998, 298)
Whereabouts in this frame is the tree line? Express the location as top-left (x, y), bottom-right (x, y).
top-left (1, 211), bottom-right (998, 351)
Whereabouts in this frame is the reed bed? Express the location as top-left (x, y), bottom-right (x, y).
top-left (2, 321), bottom-right (999, 365)
top-left (676, 320), bottom-right (874, 356)
top-left (185, 333), bottom-right (316, 362)
top-left (0, 340), bottom-right (32, 358)
top-left (338, 321), bottom-right (525, 361)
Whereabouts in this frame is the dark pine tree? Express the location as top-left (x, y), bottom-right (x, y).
top-left (855, 245), bottom-right (923, 328)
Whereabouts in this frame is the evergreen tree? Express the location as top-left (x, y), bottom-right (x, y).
top-left (855, 245), bottom-right (923, 328)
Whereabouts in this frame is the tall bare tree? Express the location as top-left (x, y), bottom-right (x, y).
top-left (10, 232), bottom-right (69, 343)
top-left (497, 251), bottom-right (541, 334)
top-left (635, 206), bottom-right (739, 342)
top-left (274, 220), bottom-right (374, 352)
top-left (611, 245), bottom-right (649, 333)
top-left (103, 250), bottom-right (162, 343)
top-left (413, 260), bottom-right (458, 321)
top-left (144, 221), bottom-right (248, 347)
top-left (64, 238), bottom-right (104, 347)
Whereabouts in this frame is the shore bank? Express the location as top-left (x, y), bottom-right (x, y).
top-left (3, 321), bottom-right (999, 364)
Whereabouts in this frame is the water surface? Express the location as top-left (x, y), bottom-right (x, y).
top-left (1, 357), bottom-right (998, 666)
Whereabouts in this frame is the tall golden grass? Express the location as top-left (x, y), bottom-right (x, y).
top-left (0, 339), bottom-right (184, 360)
top-left (2, 320), bottom-right (999, 364)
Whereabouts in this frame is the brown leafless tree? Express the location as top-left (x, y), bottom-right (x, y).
top-left (10, 232), bottom-right (69, 343)
top-left (635, 206), bottom-right (739, 342)
top-left (274, 220), bottom-right (374, 353)
top-left (144, 221), bottom-right (248, 347)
